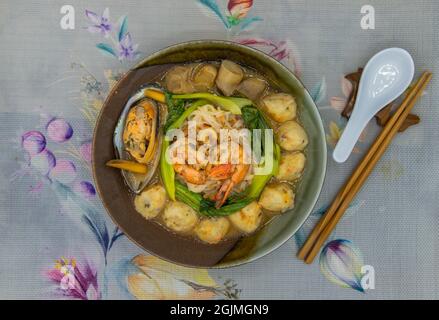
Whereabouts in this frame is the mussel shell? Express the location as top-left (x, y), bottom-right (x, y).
top-left (114, 84), bottom-right (164, 194)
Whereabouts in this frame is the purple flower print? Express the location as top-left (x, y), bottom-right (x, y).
top-left (74, 181), bottom-right (96, 200)
top-left (79, 141), bottom-right (92, 163)
top-left (86, 8), bottom-right (112, 37)
top-left (85, 8), bottom-right (139, 62)
top-left (320, 240), bottom-right (365, 292)
top-left (16, 127), bottom-right (118, 262)
top-left (30, 149), bottom-right (56, 176)
top-left (49, 159), bottom-right (77, 184)
top-left (117, 33), bottom-right (139, 61)
top-left (46, 118), bottom-right (73, 143)
top-left (47, 257), bottom-right (100, 300)
top-left (21, 131), bottom-right (46, 155)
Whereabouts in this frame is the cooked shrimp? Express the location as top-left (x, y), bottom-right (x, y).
top-left (211, 146), bottom-right (250, 207)
top-left (213, 163), bottom-right (249, 208)
top-left (206, 164), bottom-right (235, 180)
top-left (173, 164), bottom-right (206, 185)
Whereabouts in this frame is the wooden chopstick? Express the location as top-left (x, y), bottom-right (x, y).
top-left (298, 71), bottom-right (432, 264)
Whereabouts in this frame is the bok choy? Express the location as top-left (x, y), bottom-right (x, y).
top-left (160, 99), bottom-right (209, 200)
top-left (172, 92), bottom-right (252, 115)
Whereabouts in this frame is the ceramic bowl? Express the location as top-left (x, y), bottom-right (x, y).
top-left (92, 40), bottom-right (327, 268)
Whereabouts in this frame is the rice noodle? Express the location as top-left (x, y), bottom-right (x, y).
top-left (170, 104), bottom-right (253, 198)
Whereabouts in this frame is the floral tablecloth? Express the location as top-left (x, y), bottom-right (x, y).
top-left (1, 0), bottom-right (438, 299)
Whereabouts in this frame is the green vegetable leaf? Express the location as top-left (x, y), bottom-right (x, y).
top-left (241, 106), bottom-right (281, 199)
top-left (160, 139), bottom-right (175, 200)
top-left (241, 106), bottom-right (259, 129)
top-left (175, 180), bottom-right (253, 217)
top-left (162, 99), bottom-right (210, 200)
top-left (200, 198), bottom-right (254, 217)
top-left (172, 93), bottom-right (251, 115)
top-left (241, 105), bottom-right (271, 155)
top-left (175, 180), bottom-right (202, 211)
top-left (226, 97), bottom-right (253, 108)
top-left (164, 93), bottom-right (185, 132)
top-left (241, 106), bottom-right (270, 130)
top-left (273, 143), bottom-right (281, 176)
top-left (167, 99), bottom-right (209, 131)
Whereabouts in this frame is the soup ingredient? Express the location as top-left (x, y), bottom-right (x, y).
top-left (113, 86), bottom-right (164, 194)
top-left (160, 139), bottom-right (175, 200)
top-left (163, 94), bottom-right (186, 132)
top-left (276, 120), bottom-right (308, 151)
top-left (201, 198), bottom-right (254, 217)
top-left (134, 185), bottom-right (167, 219)
top-left (226, 97), bottom-right (254, 109)
top-left (163, 201), bottom-right (199, 232)
top-left (164, 98), bottom-right (209, 132)
top-left (195, 217), bottom-right (230, 244)
top-left (165, 102), bottom-right (253, 208)
top-left (191, 63), bottom-right (218, 92)
top-left (175, 180), bottom-right (253, 217)
top-left (241, 106), bottom-right (281, 199)
top-left (229, 201), bottom-right (262, 233)
top-left (216, 60), bottom-right (244, 96)
top-left (106, 159), bottom-right (148, 174)
top-left (241, 105), bottom-right (270, 152)
top-left (123, 99), bottom-right (157, 163)
top-left (245, 143), bottom-right (280, 199)
top-left (174, 164), bottom-right (207, 185)
top-left (144, 88), bottom-right (166, 103)
top-left (238, 77), bottom-right (267, 101)
top-left (259, 183), bottom-right (295, 212)
top-left (172, 92), bottom-right (251, 115)
top-left (175, 180), bottom-right (202, 211)
top-left (164, 65), bottom-right (195, 94)
top-left (212, 162), bottom-right (250, 208)
top-left (167, 103), bottom-right (253, 210)
top-left (161, 100), bottom-right (210, 200)
top-left (275, 152), bottom-right (306, 181)
top-left (261, 93), bottom-right (297, 123)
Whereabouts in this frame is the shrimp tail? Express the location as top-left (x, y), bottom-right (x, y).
top-left (213, 164), bottom-right (250, 208)
top-left (214, 180), bottom-right (234, 208)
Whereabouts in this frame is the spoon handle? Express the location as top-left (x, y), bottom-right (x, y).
top-left (333, 113), bottom-right (372, 163)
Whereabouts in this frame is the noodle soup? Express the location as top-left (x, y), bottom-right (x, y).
top-left (106, 60), bottom-right (308, 245)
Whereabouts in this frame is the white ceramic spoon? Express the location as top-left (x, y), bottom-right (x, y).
top-left (333, 48), bottom-right (414, 163)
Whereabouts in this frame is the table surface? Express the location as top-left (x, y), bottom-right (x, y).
top-left (1, 0), bottom-right (438, 299)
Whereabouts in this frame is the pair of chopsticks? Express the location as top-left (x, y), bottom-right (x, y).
top-left (298, 71), bottom-right (433, 264)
